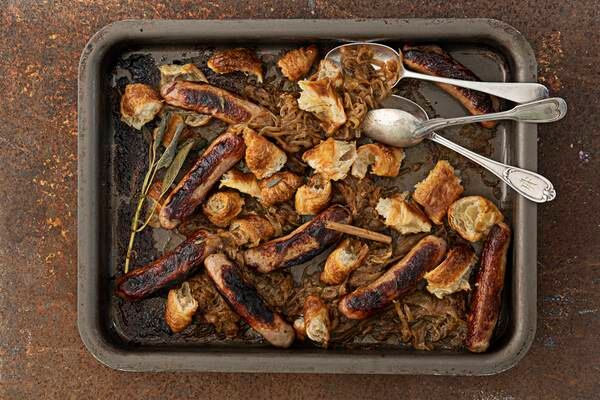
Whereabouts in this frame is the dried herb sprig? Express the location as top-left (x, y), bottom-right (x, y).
top-left (123, 113), bottom-right (193, 273)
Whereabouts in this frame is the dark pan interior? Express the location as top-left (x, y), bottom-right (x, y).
top-left (98, 38), bottom-right (515, 354)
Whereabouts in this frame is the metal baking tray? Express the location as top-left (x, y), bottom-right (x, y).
top-left (78, 18), bottom-right (539, 375)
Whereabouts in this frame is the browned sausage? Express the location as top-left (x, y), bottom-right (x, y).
top-left (116, 230), bottom-right (222, 300)
top-left (204, 253), bottom-right (295, 348)
top-left (466, 222), bottom-right (511, 352)
top-left (338, 235), bottom-right (447, 320)
top-left (402, 45), bottom-right (499, 129)
top-left (159, 131), bottom-right (245, 229)
top-left (243, 204), bottom-right (352, 273)
top-left (160, 81), bottom-right (272, 125)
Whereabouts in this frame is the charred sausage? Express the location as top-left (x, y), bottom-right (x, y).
top-left (338, 235), bottom-right (447, 320)
top-left (204, 253), bottom-right (295, 348)
top-left (243, 204), bottom-right (352, 273)
top-left (159, 131), bottom-right (245, 229)
top-left (466, 222), bottom-right (511, 352)
top-left (116, 230), bottom-right (222, 300)
top-left (160, 81), bottom-right (272, 125)
top-left (402, 45), bottom-right (499, 128)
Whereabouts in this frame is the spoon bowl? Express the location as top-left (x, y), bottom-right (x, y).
top-left (324, 42), bottom-right (401, 88)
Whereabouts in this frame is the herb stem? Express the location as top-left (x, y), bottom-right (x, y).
top-left (124, 134), bottom-right (158, 273)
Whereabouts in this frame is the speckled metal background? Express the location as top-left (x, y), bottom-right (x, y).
top-left (2, 1), bottom-right (598, 398)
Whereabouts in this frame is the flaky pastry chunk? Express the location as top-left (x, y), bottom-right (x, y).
top-left (375, 194), bottom-right (431, 235)
top-left (424, 245), bottom-right (477, 299)
top-left (243, 128), bottom-right (287, 179)
top-left (229, 215), bottom-right (276, 248)
top-left (413, 160), bottom-right (464, 224)
top-left (298, 79), bottom-right (346, 134)
top-left (120, 83), bottom-right (163, 130)
top-left (302, 138), bottom-right (356, 181)
top-left (202, 191), bottom-right (245, 227)
top-left (320, 238), bottom-right (369, 285)
top-left (277, 45), bottom-right (318, 81)
top-left (294, 174), bottom-right (332, 215)
top-left (220, 169), bottom-right (262, 198)
top-left (303, 295), bottom-right (331, 347)
top-left (258, 171), bottom-right (303, 207)
top-left (165, 282), bottom-right (198, 333)
top-left (448, 196), bottom-right (504, 242)
top-left (351, 143), bottom-right (405, 179)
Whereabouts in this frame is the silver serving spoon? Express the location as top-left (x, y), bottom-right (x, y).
top-left (367, 97), bottom-right (567, 146)
top-left (363, 95), bottom-right (560, 203)
top-left (325, 42), bottom-right (549, 103)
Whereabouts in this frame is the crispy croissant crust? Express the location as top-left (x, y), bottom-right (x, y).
top-left (120, 83), bottom-right (163, 130)
top-left (229, 215), bottom-right (276, 248)
top-left (220, 169), bottom-right (262, 198)
top-left (424, 244), bottom-right (477, 299)
top-left (303, 295), bottom-right (331, 347)
top-left (207, 48), bottom-right (264, 83)
top-left (320, 238), bottom-right (369, 285)
top-left (298, 79), bottom-right (347, 134)
top-left (316, 60), bottom-right (343, 89)
top-left (413, 160), bottom-right (464, 225)
top-left (448, 196), bottom-right (504, 242)
top-left (258, 171), bottom-right (303, 207)
top-left (302, 138), bottom-right (357, 181)
top-left (351, 143), bottom-right (405, 179)
top-left (158, 63), bottom-right (208, 87)
top-left (202, 191), bottom-right (245, 227)
top-left (293, 317), bottom-right (306, 342)
top-left (278, 45), bottom-right (318, 81)
top-left (295, 174), bottom-right (332, 215)
top-left (243, 128), bottom-right (287, 179)
top-left (375, 194), bottom-right (432, 235)
top-left (165, 282), bottom-right (199, 333)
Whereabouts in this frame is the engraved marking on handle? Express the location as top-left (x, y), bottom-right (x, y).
top-left (519, 176), bottom-right (537, 191)
top-left (504, 168), bottom-right (556, 203)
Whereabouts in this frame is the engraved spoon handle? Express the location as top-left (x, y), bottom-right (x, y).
top-left (428, 133), bottom-right (556, 203)
top-left (413, 98), bottom-right (567, 138)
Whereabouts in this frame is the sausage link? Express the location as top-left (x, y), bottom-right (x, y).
top-left (243, 204), bottom-right (352, 273)
top-left (466, 222), bottom-right (511, 352)
top-left (339, 235), bottom-right (447, 320)
top-left (116, 230), bottom-right (222, 300)
top-left (159, 131), bottom-right (245, 229)
top-left (161, 81), bottom-right (272, 125)
top-left (204, 253), bottom-right (295, 348)
top-left (402, 45), bottom-right (499, 128)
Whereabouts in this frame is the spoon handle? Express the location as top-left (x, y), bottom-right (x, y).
top-left (413, 98), bottom-right (567, 137)
top-left (402, 70), bottom-right (549, 103)
top-left (428, 133), bottom-right (556, 203)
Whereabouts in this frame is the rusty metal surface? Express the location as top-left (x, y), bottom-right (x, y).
top-left (0, 0), bottom-right (598, 398)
